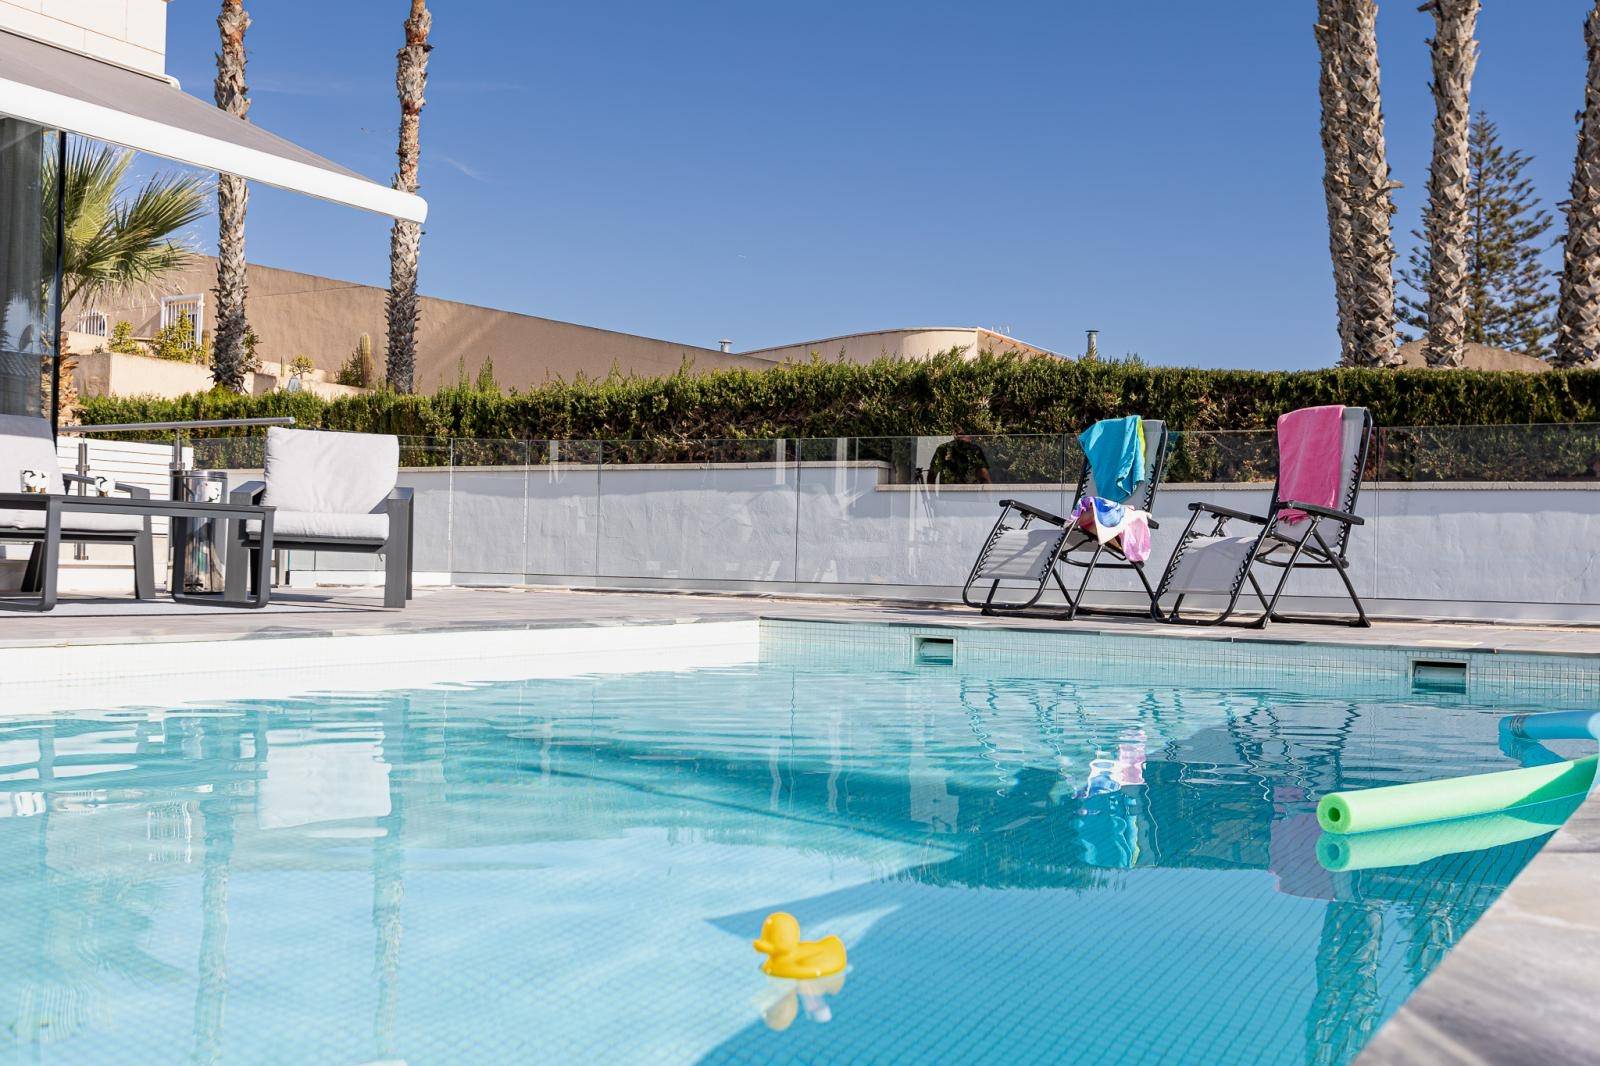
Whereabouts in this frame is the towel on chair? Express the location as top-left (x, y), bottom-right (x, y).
top-left (1071, 496), bottom-right (1153, 563)
top-left (1078, 416), bottom-right (1146, 500)
top-left (1276, 405), bottom-right (1344, 524)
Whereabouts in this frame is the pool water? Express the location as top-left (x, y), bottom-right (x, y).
top-left (0, 657), bottom-right (1588, 1064)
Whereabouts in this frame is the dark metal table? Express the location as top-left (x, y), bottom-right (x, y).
top-left (0, 492), bottom-right (274, 612)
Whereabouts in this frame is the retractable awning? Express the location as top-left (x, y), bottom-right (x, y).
top-left (0, 29), bottom-right (426, 223)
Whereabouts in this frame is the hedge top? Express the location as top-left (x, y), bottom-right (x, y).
top-left (75, 351), bottom-right (1600, 442)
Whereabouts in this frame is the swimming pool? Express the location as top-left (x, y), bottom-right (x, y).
top-left (0, 622), bottom-right (1591, 1064)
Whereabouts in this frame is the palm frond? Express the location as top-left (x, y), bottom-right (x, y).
top-left (44, 138), bottom-right (210, 307)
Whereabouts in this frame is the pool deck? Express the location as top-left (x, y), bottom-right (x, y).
top-left (2, 584), bottom-right (1597, 1062)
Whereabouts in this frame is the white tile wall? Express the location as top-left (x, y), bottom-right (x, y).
top-left (1, 0), bottom-right (166, 74)
top-left (758, 619), bottom-right (1600, 708)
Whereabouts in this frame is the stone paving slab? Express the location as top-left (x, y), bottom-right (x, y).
top-left (3, 584), bottom-right (1599, 657)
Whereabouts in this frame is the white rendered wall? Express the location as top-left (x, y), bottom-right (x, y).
top-left (279, 461), bottom-right (1600, 624)
top-left (0, 0), bottom-right (168, 76)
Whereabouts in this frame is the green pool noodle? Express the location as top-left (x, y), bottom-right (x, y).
top-left (1316, 793), bottom-right (1584, 872)
top-left (1316, 754), bottom-right (1597, 835)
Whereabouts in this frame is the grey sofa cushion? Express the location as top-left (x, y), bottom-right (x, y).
top-left (0, 414), bottom-right (62, 496)
top-left (247, 509), bottom-right (389, 542)
top-left (261, 427), bottom-right (398, 520)
top-left (0, 415), bottom-right (144, 533)
top-left (0, 507), bottom-right (145, 534)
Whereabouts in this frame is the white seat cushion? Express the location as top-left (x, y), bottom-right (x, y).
top-left (1, 414), bottom-right (144, 534)
top-left (262, 427), bottom-right (397, 516)
top-left (0, 506), bottom-right (145, 535)
top-left (0, 413), bottom-right (63, 496)
top-left (247, 509), bottom-right (389, 542)
top-left (253, 427), bottom-right (398, 544)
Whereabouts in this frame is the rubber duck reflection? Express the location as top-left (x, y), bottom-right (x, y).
top-left (756, 972), bottom-right (849, 1031)
top-left (752, 912), bottom-right (850, 1031)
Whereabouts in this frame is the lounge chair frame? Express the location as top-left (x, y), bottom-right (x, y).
top-left (228, 482), bottom-right (414, 609)
top-left (962, 422), bottom-right (1169, 620)
top-left (1151, 409), bottom-right (1373, 628)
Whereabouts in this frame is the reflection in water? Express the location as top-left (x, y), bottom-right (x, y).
top-left (0, 664), bottom-right (1578, 1065)
top-left (191, 720), bottom-right (236, 1066)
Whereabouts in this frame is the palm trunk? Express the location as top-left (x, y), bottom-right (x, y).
top-left (1420, 1), bottom-right (1479, 368)
top-left (1555, 1), bottom-right (1600, 368)
top-left (1315, 2), bottom-right (1358, 366)
top-left (211, 0), bottom-right (250, 392)
top-left (385, 0), bottom-right (432, 393)
top-left (1337, 0), bottom-right (1402, 368)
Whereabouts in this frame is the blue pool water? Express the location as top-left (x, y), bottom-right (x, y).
top-left (0, 653), bottom-right (1590, 1064)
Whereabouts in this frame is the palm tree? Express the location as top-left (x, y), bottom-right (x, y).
top-left (1337, 0), bottom-right (1402, 368)
top-left (1419, 0), bottom-right (1479, 368)
top-left (43, 141), bottom-right (208, 311)
top-left (212, 0), bottom-right (251, 392)
top-left (385, 0), bottom-right (432, 393)
top-left (40, 141), bottom-right (207, 422)
top-left (1315, 1), bottom-right (1357, 365)
top-left (1555, 1), bottom-right (1600, 368)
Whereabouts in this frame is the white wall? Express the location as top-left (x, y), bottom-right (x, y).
top-left (287, 460), bottom-right (1600, 624)
top-left (0, 0), bottom-right (168, 76)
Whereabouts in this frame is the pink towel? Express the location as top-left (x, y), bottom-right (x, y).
top-left (1276, 405), bottom-right (1345, 524)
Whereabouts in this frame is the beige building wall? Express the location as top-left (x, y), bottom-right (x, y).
top-left (740, 327), bottom-right (1060, 365)
top-left (72, 257), bottom-right (774, 392)
top-left (0, 0), bottom-right (169, 75)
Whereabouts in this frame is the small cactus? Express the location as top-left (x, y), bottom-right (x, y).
top-left (337, 333), bottom-right (377, 387)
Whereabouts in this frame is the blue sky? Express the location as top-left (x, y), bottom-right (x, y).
top-left (161, 1), bottom-right (1595, 370)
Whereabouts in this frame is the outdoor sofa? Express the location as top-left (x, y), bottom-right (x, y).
top-left (229, 426), bottom-right (414, 609)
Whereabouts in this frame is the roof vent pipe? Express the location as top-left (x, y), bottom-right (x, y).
top-left (718, 339), bottom-right (733, 353)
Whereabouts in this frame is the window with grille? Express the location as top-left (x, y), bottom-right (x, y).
top-left (159, 294), bottom-right (205, 341)
top-left (74, 310), bottom-right (108, 336)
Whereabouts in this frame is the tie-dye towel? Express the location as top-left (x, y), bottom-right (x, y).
top-left (1071, 496), bottom-right (1152, 563)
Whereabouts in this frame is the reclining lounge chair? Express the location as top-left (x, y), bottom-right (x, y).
top-left (1151, 406), bottom-right (1373, 628)
top-left (228, 427), bottom-right (413, 608)
top-left (0, 414), bottom-right (155, 611)
top-left (962, 419), bottom-right (1168, 620)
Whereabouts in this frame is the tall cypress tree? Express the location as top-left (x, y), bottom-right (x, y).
top-left (1399, 113), bottom-right (1557, 357)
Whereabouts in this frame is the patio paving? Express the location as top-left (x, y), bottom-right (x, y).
top-left (3, 583), bottom-right (1600, 656)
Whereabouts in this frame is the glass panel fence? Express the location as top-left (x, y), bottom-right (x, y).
top-left (1376, 422), bottom-right (1600, 482)
top-left (156, 424), bottom-right (1600, 610)
top-left (526, 440), bottom-right (601, 581)
top-left (595, 438), bottom-right (798, 584)
top-left (795, 435), bottom-right (1071, 590)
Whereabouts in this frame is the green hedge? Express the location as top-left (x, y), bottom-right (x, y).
top-left (76, 352), bottom-right (1600, 445)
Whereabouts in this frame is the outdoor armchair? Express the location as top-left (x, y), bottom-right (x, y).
top-left (0, 413), bottom-right (155, 609)
top-left (1151, 406), bottom-right (1373, 627)
top-left (962, 420), bottom-right (1168, 620)
top-left (228, 427), bottom-right (413, 608)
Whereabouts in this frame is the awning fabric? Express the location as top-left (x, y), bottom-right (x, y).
top-left (0, 29), bottom-right (426, 223)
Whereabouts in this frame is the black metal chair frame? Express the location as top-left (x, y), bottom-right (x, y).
top-left (1151, 410), bottom-right (1373, 629)
top-left (228, 483), bottom-right (414, 609)
top-left (961, 423), bottom-right (1169, 621)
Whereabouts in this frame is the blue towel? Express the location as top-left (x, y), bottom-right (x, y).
top-left (1078, 416), bottom-right (1146, 500)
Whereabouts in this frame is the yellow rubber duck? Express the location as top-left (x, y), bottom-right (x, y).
top-left (752, 912), bottom-right (847, 979)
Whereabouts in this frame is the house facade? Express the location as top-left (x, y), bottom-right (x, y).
top-left (69, 257), bottom-right (1062, 395)
top-left (0, 0), bottom-right (423, 425)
